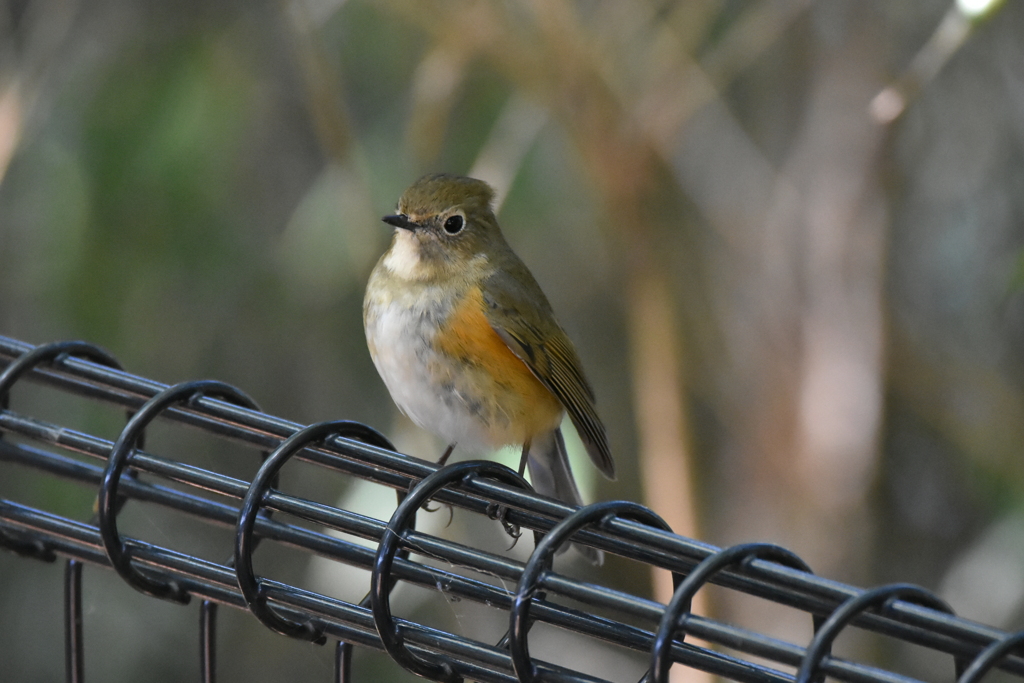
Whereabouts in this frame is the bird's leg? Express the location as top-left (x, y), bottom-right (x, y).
top-left (424, 443), bottom-right (458, 514)
top-left (438, 443), bottom-right (456, 467)
top-left (516, 440), bottom-right (530, 478)
top-left (488, 440), bottom-right (530, 547)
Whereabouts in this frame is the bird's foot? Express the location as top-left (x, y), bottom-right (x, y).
top-left (486, 503), bottom-right (522, 550)
top-left (420, 502), bottom-right (454, 526)
top-left (426, 501), bottom-right (455, 528)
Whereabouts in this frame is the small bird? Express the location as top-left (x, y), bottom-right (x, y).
top-left (363, 173), bottom-right (615, 562)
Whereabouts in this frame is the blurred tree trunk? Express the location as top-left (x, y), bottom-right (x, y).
top-left (704, 2), bottom-right (889, 645)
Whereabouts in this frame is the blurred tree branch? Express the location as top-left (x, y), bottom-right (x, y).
top-left (284, 0), bottom-right (356, 161)
top-left (871, 0), bottom-right (1006, 124)
top-left (0, 0), bottom-right (80, 184)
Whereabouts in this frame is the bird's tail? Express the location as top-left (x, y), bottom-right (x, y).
top-left (526, 428), bottom-right (603, 565)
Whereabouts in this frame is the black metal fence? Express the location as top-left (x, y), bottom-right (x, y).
top-left (1, 334), bottom-right (1023, 683)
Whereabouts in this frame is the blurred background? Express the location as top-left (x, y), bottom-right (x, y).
top-left (2, 0), bottom-right (1023, 680)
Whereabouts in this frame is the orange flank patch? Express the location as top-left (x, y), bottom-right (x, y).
top-left (434, 287), bottom-right (563, 442)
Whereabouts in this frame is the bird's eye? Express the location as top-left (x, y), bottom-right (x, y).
top-left (443, 215), bottom-right (464, 234)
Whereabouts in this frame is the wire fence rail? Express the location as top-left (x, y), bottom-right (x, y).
top-left (1, 334), bottom-right (1022, 683)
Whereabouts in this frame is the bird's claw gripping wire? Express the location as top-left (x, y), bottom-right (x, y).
top-left (486, 502), bottom-right (523, 548)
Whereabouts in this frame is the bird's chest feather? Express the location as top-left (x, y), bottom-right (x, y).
top-left (364, 280), bottom-right (451, 404)
top-left (364, 278), bottom-right (562, 449)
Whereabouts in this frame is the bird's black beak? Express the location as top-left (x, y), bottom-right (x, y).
top-left (382, 214), bottom-right (416, 230)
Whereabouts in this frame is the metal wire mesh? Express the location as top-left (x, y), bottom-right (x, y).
top-left (2, 334), bottom-right (1023, 683)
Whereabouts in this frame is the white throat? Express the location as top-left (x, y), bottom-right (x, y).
top-left (382, 230), bottom-right (425, 280)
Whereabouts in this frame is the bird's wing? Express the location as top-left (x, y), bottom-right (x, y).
top-left (482, 270), bottom-right (615, 479)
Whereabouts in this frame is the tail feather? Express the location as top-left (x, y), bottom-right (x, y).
top-left (526, 428), bottom-right (603, 565)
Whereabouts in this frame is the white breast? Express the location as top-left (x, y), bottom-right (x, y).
top-left (364, 285), bottom-right (498, 452)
